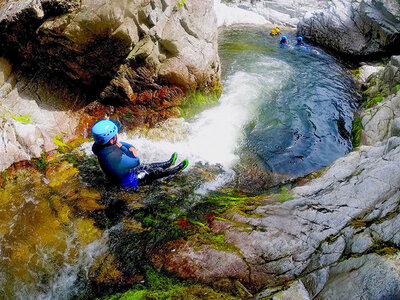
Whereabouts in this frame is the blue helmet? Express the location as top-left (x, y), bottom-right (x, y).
top-left (91, 119), bottom-right (119, 144)
top-left (281, 35), bottom-right (287, 40)
top-left (297, 36), bottom-right (303, 42)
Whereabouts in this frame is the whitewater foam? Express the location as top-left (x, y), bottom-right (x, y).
top-left (214, 0), bottom-right (270, 27)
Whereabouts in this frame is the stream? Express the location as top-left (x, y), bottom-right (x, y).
top-left (0, 27), bottom-right (358, 299)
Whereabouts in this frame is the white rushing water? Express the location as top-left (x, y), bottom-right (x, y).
top-left (36, 227), bottom-right (111, 300)
top-left (214, 0), bottom-right (270, 27)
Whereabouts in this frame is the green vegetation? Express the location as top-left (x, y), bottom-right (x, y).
top-left (100, 266), bottom-right (238, 300)
top-left (396, 85), bottom-right (400, 92)
top-left (52, 135), bottom-right (72, 153)
top-left (351, 116), bottom-right (363, 148)
top-left (125, 111), bottom-right (134, 119)
top-left (33, 152), bottom-right (48, 171)
top-left (7, 113), bottom-right (31, 124)
top-left (350, 218), bottom-right (368, 228)
top-left (177, 0), bottom-right (186, 7)
top-left (366, 96), bottom-right (383, 108)
top-left (272, 187), bottom-right (295, 202)
top-left (371, 239), bottom-right (400, 256)
top-left (350, 67), bottom-right (361, 79)
top-left (2, 170), bottom-right (6, 182)
top-left (178, 81), bottom-right (222, 119)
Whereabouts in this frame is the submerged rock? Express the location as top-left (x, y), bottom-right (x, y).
top-left (0, 161), bottom-right (106, 298)
top-left (298, 0), bottom-right (400, 57)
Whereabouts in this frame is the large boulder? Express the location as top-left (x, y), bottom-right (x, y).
top-left (0, 0), bottom-right (220, 101)
top-left (298, 0), bottom-right (400, 57)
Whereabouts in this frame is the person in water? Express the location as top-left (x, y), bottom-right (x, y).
top-left (280, 35), bottom-right (289, 47)
top-left (270, 27), bottom-right (281, 36)
top-left (91, 119), bottom-right (189, 190)
top-left (296, 36), bottom-right (305, 46)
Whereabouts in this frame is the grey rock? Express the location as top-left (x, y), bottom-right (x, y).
top-left (391, 117), bottom-right (400, 137)
top-left (216, 0), bottom-right (329, 28)
top-left (0, 0), bottom-right (220, 101)
top-left (358, 65), bottom-right (384, 83)
top-left (159, 136), bottom-right (400, 293)
top-left (301, 268), bottom-right (329, 298)
top-left (272, 281), bottom-right (311, 300)
top-left (0, 57), bottom-right (81, 171)
top-left (298, 0), bottom-right (400, 57)
top-left (391, 56), bottom-right (400, 68)
top-left (350, 232), bottom-right (373, 254)
top-left (316, 254), bottom-right (400, 300)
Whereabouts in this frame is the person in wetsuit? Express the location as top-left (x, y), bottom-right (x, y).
top-left (280, 35), bottom-right (289, 47)
top-left (296, 36), bottom-right (305, 46)
top-left (91, 119), bottom-right (188, 191)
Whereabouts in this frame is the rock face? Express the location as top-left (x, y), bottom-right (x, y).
top-left (0, 0), bottom-right (220, 99)
top-left (0, 57), bottom-right (82, 171)
top-left (298, 0), bottom-right (400, 57)
top-left (155, 55), bottom-right (400, 298)
top-left (359, 55), bottom-right (400, 145)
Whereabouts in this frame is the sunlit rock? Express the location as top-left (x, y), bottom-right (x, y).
top-left (0, 0), bottom-right (221, 101)
top-left (298, 0), bottom-right (400, 57)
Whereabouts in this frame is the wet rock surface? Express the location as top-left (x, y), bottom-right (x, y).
top-left (0, 0), bottom-right (220, 99)
top-left (298, 0), bottom-right (400, 57)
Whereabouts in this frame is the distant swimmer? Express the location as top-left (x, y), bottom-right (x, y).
top-left (296, 36), bottom-right (305, 46)
top-left (280, 35), bottom-right (289, 47)
top-left (270, 27), bottom-right (281, 36)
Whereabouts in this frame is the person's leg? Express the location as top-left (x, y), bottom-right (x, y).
top-left (147, 152), bottom-right (177, 169)
top-left (137, 159), bottom-right (188, 185)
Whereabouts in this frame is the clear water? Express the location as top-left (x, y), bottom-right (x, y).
top-left (219, 28), bottom-right (357, 176)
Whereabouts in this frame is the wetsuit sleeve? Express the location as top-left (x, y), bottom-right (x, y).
top-left (120, 142), bottom-right (133, 149)
top-left (119, 142), bottom-right (137, 158)
top-left (120, 154), bottom-right (140, 168)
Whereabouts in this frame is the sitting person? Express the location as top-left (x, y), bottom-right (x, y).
top-left (296, 36), bottom-right (305, 46)
top-left (280, 35), bottom-right (289, 47)
top-left (91, 119), bottom-right (188, 191)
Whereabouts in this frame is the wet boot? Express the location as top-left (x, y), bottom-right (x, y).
top-left (147, 152), bottom-right (178, 169)
top-left (138, 159), bottom-right (189, 185)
